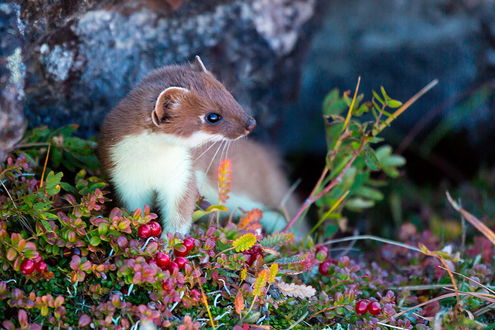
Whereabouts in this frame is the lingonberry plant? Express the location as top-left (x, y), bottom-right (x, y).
top-left (0, 82), bottom-right (493, 328)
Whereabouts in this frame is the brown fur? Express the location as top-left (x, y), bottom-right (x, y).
top-left (99, 65), bottom-right (254, 171)
top-left (98, 60), bottom-right (300, 234)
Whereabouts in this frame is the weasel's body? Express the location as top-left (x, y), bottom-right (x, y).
top-left (99, 57), bottom-right (297, 235)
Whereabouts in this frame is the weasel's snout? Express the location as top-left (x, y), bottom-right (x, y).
top-left (245, 117), bottom-right (256, 133)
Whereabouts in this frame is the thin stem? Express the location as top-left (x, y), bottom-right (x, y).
top-left (283, 144), bottom-right (363, 232)
top-left (321, 234), bottom-right (422, 253)
top-left (375, 79), bottom-right (438, 134)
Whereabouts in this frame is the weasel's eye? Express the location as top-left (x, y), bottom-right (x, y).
top-left (205, 112), bottom-right (222, 124)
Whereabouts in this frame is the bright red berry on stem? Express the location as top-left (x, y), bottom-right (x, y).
top-left (167, 261), bottom-right (179, 274)
top-left (368, 301), bottom-right (382, 315)
top-left (174, 244), bottom-right (189, 257)
top-left (148, 221), bottom-right (162, 237)
top-left (355, 299), bottom-right (370, 315)
top-left (35, 261), bottom-right (48, 273)
top-left (319, 260), bottom-right (331, 275)
top-left (20, 259), bottom-right (36, 275)
top-left (316, 245), bottom-right (328, 260)
top-left (138, 224), bottom-right (152, 239)
top-left (183, 237), bottom-right (195, 251)
top-left (175, 257), bottom-right (188, 269)
top-left (155, 252), bottom-right (171, 269)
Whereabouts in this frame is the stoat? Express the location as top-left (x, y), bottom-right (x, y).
top-left (98, 56), bottom-right (299, 236)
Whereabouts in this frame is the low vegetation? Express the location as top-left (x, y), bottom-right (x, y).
top-left (0, 82), bottom-right (493, 328)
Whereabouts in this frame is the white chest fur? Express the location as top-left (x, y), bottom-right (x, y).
top-left (109, 132), bottom-right (192, 217)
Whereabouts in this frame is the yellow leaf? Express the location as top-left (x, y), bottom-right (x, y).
top-left (240, 268), bottom-right (247, 282)
top-left (233, 233), bottom-right (257, 252)
top-left (268, 264), bottom-right (278, 283)
top-left (253, 269), bottom-right (268, 297)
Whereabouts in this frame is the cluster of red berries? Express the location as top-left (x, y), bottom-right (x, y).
top-left (20, 255), bottom-right (48, 275)
top-left (244, 245), bottom-right (263, 266)
top-left (138, 221), bottom-right (162, 239)
top-left (315, 245), bottom-right (337, 276)
top-left (153, 237), bottom-right (195, 274)
top-left (355, 299), bottom-right (382, 316)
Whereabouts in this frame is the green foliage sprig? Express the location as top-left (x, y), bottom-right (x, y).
top-left (283, 79), bottom-right (438, 236)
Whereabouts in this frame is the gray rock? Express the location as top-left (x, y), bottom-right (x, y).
top-left (20, 0), bottom-right (317, 138)
top-left (0, 3), bottom-right (26, 162)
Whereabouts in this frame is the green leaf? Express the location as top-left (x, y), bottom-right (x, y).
top-left (260, 232), bottom-right (294, 249)
top-left (382, 155), bottom-right (406, 167)
top-left (387, 99), bottom-right (402, 108)
top-left (45, 171), bottom-right (63, 196)
top-left (324, 121), bottom-right (345, 149)
top-left (324, 224), bottom-right (339, 239)
top-left (345, 198), bottom-right (375, 211)
top-left (40, 219), bottom-right (54, 232)
top-left (354, 186), bottom-right (384, 201)
top-left (382, 166), bottom-right (400, 178)
top-left (274, 253), bottom-right (309, 265)
top-left (375, 145), bottom-right (392, 160)
top-left (322, 89), bottom-right (347, 116)
top-left (50, 147), bottom-right (62, 168)
top-left (329, 153), bottom-right (353, 179)
top-left (372, 90), bottom-right (385, 105)
top-left (59, 182), bottom-right (77, 193)
top-left (89, 236), bottom-right (101, 247)
top-left (364, 148), bottom-right (381, 171)
top-left (98, 223), bottom-right (109, 235)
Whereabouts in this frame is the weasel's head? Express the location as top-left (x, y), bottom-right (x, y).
top-left (149, 56), bottom-right (256, 147)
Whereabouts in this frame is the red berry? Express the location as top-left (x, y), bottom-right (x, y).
top-left (20, 259), bottom-right (36, 275)
top-left (167, 261), bottom-right (179, 274)
top-left (155, 252), bottom-right (171, 269)
top-left (174, 244), bottom-right (189, 257)
top-left (315, 245), bottom-right (329, 261)
top-left (355, 299), bottom-right (370, 315)
top-left (368, 301), bottom-right (382, 315)
top-left (31, 255), bottom-right (42, 263)
top-left (183, 237), bottom-right (195, 251)
top-left (175, 257), bottom-right (188, 269)
top-left (35, 261), bottom-right (48, 273)
top-left (319, 260), bottom-right (331, 275)
top-left (148, 221), bottom-right (162, 237)
top-left (138, 224), bottom-right (152, 239)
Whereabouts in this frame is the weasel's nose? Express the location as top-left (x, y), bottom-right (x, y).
top-left (245, 117), bottom-right (256, 132)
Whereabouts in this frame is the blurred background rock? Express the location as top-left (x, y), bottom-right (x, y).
top-left (1, 0), bottom-right (495, 185)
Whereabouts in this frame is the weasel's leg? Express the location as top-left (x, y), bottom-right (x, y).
top-left (114, 181), bottom-right (154, 212)
top-left (156, 178), bottom-right (197, 237)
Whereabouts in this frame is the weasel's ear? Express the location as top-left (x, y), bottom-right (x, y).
top-left (190, 55), bottom-right (208, 73)
top-left (151, 87), bottom-right (189, 126)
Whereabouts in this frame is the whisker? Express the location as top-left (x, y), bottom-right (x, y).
top-left (206, 140), bottom-right (224, 175)
top-left (194, 141), bottom-right (219, 161)
top-left (226, 141), bottom-right (232, 161)
top-left (220, 139), bottom-right (228, 162)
